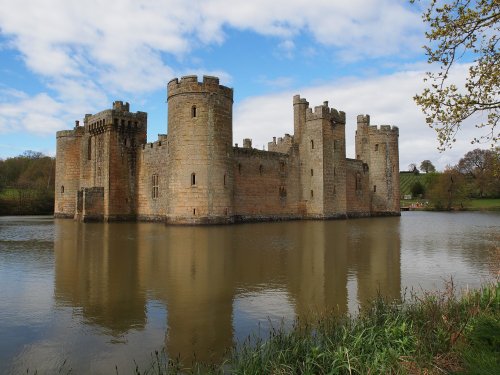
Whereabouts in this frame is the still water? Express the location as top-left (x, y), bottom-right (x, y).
top-left (0, 212), bottom-right (498, 374)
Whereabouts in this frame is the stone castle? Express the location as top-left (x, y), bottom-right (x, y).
top-left (55, 75), bottom-right (400, 224)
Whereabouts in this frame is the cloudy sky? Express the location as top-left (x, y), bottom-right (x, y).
top-left (0, 0), bottom-right (488, 169)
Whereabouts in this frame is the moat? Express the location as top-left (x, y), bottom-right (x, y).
top-left (1, 212), bottom-right (498, 374)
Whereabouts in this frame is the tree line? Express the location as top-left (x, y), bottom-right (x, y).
top-left (0, 151), bottom-right (55, 215)
top-left (407, 148), bottom-right (500, 210)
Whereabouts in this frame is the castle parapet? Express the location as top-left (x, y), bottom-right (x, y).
top-left (357, 114), bottom-right (370, 125)
top-left (368, 124), bottom-right (399, 135)
top-left (83, 104), bottom-right (147, 136)
top-left (167, 75), bottom-right (233, 101)
top-left (293, 95), bottom-right (308, 106)
top-left (243, 138), bottom-right (252, 149)
top-left (268, 133), bottom-right (293, 153)
top-left (113, 101), bottom-right (130, 112)
top-left (357, 115), bottom-right (398, 134)
top-left (56, 128), bottom-right (83, 138)
top-left (303, 101), bottom-right (346, 124)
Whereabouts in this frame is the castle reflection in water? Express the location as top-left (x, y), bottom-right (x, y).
top-left (54, 218), bottom-right (401, 362)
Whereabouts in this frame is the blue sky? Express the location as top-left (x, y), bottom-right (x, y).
top-left (0, 0), bottom-right (488, 170)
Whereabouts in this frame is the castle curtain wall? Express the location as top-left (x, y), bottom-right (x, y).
top-left (54, 75), bottom-right (400, 223)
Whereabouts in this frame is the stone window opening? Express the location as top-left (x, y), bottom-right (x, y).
top-left (355, 172), bottom-right (362, 191)
top-left (373, 185), bottom-right (377, 192)
top-left (311, 169), bottom-right (313, 176)
top-left (191, 105), bottom-right (197, 118)
top-left (310, 190), bottom-right (314, 198)
top-left (193, 208), bottom-right (196, 215)
top-left (191, 173), bottom-right (196, 186)
top-left (280, 161), bottom-right (285, 173)
top-left (310, 140), bottom-right (314, 149)
top-left (259, 165), bottom-right (263, 175)
top-left (224, 208), bottom-right (228, 215)
top-left (61, 185), bottom-right (64, 194)
top-left (224, 173), bottom-right (227, 187)
top-left (238, 163), bottom-right (242, 175)
top-left (375, 144), bottom-right (379, 151)
top-left (87, 138), bottom-right (92, 160)
top-left (152, 174), bottom-right (159, 199)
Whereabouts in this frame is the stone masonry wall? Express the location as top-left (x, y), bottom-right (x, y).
top-left (136, 140), bottom-right (169, 220)
top-left (55, 127), bottom-right (83, 218)
top-left (345, 159), bottom-right (371, 216)
top-left (233, 147), bottom-right (301, 219)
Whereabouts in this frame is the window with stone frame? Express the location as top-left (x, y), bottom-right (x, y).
top-left (152, 174), bottom-right (159, 199)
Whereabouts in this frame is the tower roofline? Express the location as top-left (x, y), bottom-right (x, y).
top-left (167, 75), bottom-right (233, 101)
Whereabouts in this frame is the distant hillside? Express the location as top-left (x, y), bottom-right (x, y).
top-left (399, 172), bottom-right (429, 197)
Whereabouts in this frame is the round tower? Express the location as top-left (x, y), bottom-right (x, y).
top-left (54, 123), bottom-right (84, 218)
top-left (355, 117), bottom-right (399, 215)
top-left (166, 75), bottom-right (234, 224)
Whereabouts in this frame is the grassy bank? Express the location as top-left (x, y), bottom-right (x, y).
top-left (133, 281), bottom-right (499, 374)
top-left (401, 198), bottom-right (500, 211)
top-left (0, 187), bottom-right (54, 215)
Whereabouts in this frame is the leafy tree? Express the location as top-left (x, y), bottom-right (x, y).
top-left (427, 168), bottom-right (469, 209)
top-left (410, 180), bottom-right (426, 197)
top-left (412, 0), bottom-right (500, 150)
top-left (0, 151), bottom-right (55, 214)
top-left (456, 147), bottom-right (500, 197)
top-left (408, 163), bottom-right (419, 173)
top-left (22, 150), bottom-right (44, 159)
top-left (420, 159), bottom-right (436, 173)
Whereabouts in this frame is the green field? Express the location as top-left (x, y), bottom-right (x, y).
top-left (399, 172), bottom-right (429, 197)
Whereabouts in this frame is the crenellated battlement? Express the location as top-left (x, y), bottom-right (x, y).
top-left (83, 103), bottom-right (147, 135)
top-left (357, 114), bottom-right (398, 135)
top-left (293, 95), bottom-right (308, 106)
top-left (141, 139), bottom-right (166, 150)
top-left (304, 101), bottom-right (346, 124)
top-left (367, 124), bottom-right (399, 134)
top-left (113, 101), bottom-right (130, 112)
top-left (167, 75), bottom-right (233, 101)
top-left (268, 133), bottom-right (293, 153)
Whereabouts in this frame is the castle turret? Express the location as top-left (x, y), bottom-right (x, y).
top-left (355, 115), bottom-right (399, 214)
top-left (55, 125), bottom-right (84, 218)
top-left (293, 95), bottom-right (308, 145)
top-left (166, 75), bottom-right (234, 224)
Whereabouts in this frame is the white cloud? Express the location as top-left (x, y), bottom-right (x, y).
top-left (0, 91), bottom-right (66, 134)
top-left (234, 64), bottom-right (489, 171)
top-left (0, 0), bottom-right (423, 90)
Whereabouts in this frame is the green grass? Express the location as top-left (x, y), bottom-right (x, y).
top-left (0, 187), bottom-right (19, 199)
top-left (129, 281), bottom-right (499, 375)
top-left (466, 198), bottom-right (500, 210)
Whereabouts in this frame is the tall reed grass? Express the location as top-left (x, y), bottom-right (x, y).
top-left (134, 280), bottom-right (498, 375)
